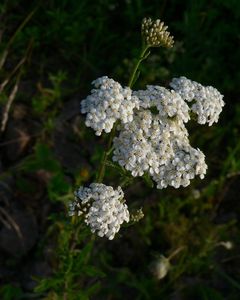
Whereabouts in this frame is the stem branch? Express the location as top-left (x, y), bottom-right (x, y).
top-left (96, 44), bottom-right (150, 183)
top-left (96, 123), bottom-right (117, 182)
top-left (128, 45), bottom-right (150, 88)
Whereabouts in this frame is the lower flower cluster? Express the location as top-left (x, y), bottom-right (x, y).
top-left (70, 183), bottom-right (129, 240)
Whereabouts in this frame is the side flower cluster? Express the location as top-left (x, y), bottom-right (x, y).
top-left (81, 76), bottom-right (224, 189)
top-left (134, 85), bottom-right (190, 122)
top-left (81, 76), bottom-right (139, 135)
top-left (170, 76), bottom-right (225, 125)
top-left (70, 183), bottom-right (129, 240)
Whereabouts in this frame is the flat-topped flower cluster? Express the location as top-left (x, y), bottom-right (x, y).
top-left (81, 76), bottom-right (224, 189)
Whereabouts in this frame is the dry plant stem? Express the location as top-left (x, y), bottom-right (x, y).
top-left (0, 206), bottom-right (23, 240)
top-left (0, 40), bottom-right (33, 133)
top-left (168, 246), bottom-right (185, 261)
top-left (96, 44), bottom-right (150, 183)
top-left (0, 8), bottom-right (37, 70)
top-left (0, 214), bottom-right (11, 229)
top-left (0, 132), bottom-right (39, 147)
top-left (0, 56), bottom-right (25, 93)
top-left (0, 78), bottom-right (20, 133)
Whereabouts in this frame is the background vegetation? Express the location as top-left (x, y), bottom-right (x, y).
top-left (0, 0), bottom-right (240, 299)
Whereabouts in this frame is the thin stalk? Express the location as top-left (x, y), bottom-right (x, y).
top-left (0, 7), bottom-right (37, 70)
top-left (95, 44), bottom-right (150, 183)
top-left (168, 246), bottom-right (185, 261)
top-left (128, 45), bottom-right (150, 88)
top-left (96, 123), bottom-right (117, 182)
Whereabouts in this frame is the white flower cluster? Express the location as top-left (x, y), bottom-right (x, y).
top-left (151, 143), bottom-right (207, 189)
top-left (170, 76), bottom-right (225, 125)
top-left (81, 76), bottom-right (139, 135)
top-left (113, 109), bottom-right (207, 188)
top-left (134, 85), bottom-right (190, 122)
top-left (81, 76), bottom-right (223, 189)
top-left (70, 183), bottom-right (129, 240)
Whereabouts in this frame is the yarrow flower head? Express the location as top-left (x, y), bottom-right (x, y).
top-left (81, 76), bottom-right (139, 135)
top-left (170, 76), bottom-right (225, 125)
top-left (74, 18), bottom-right (225, 241)
top-left (69, 183), bottom-right (129, 240)
top-left (141, 18), bottom-right (174, 48)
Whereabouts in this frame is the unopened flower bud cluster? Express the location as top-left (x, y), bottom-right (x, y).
top-left (130, 208), bottom-right (144, 223)
top-left (149, 255), bottom-right (171, 280)
top-left (81, 76), bottom-right (223, 189)
top-left (142, 18), bottom-right (174, 48)
top-left (71, 183), bottom-right (129, 240)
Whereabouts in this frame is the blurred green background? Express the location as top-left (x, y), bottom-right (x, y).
top-left (0, 0), bottom-right (240, 299)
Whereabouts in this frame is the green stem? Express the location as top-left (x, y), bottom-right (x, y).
top-left (96, 123), bottom-right (117, 183)
top-left (128, 45), bottom-right (150, 88)
top-left (95, 44), bottom-right (150, 183)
